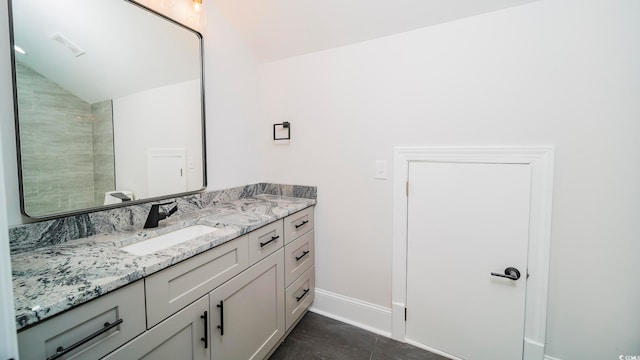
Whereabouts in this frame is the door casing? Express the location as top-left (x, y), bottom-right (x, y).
top-left (392, 146), bottom-right (554, 360)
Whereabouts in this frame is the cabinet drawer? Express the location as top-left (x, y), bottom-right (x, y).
top-left (284, 230), bottom-right (314, 286)
top-left (145, 236), bottom-right (249, 328)
top-left (285, 265), bottom-right (315, 331)
top-left (284, 207), bottom-right (314, 244)
top-left (18, 281), bottom-right (145, 360)
top-left (248, 219), bottom-right (284, 265)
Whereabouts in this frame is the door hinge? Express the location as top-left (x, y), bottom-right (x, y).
top-left (406, 181), bottom-right (409, 197)
top-left (404, 307), bottom-right (407, 321)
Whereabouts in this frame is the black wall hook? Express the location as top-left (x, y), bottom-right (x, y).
top-left (273, 122), bottom-right (291, 140)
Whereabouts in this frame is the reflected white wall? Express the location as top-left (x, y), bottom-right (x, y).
top-left (113, 79), bottom-right (203, 200)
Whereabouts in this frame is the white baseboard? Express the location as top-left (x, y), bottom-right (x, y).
top-left (404, 339), bottom-right (462, 360)
top-left (309, 288), bottom-right (392, 337)
top-left (524, 337), bottom-right (545, 360)
top-left (309, 288), bottom-right (554, 360)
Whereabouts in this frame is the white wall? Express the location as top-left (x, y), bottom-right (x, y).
top-left (257, 0), bottom-right (640, 359)
top-left (113, 80), bottom-right (204, 199)
top-left (0, 0), bottom-right (20, 357)
top-left (202, 2), bottom-right (262, 190)
top-left (0, 129), bottom-right (18, 359)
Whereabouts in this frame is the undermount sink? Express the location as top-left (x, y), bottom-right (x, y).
top-left (121, 225), bottom-right (219, 256)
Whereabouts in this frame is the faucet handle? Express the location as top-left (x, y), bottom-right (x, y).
top-left (144, 201), bottom-right (178, 229)
top-left (167, 204), bottom-right (178, 217)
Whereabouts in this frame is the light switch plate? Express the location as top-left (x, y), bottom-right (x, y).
top-left (375, 160), bottom-right (387, 179)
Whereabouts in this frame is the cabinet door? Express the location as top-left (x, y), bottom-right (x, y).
top-left (209, 249), bottom-right (285, 360)
top-left (102, 296), bottom-right (209, 360)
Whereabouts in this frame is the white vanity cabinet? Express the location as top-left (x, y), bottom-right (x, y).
top-left (17, 281), bottom-right (146, 360)
top-left (209, 248), bottom-right (285, 360)
top-left (102, 296), bottom-right (209, 360)
top-left (18, 206), bottom-right (315, 360)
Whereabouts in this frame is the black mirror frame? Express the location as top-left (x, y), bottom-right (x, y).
top-left (6, 0), bottom-right (207, 220)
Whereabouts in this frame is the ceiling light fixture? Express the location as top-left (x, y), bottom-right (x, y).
top-left (14, 45), bottom-right (26, 55)
top-left (193, 0), bottom-right (202, 12)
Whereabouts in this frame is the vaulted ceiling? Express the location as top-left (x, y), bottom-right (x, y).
top-left (211, 0), bottom-right (538, 63)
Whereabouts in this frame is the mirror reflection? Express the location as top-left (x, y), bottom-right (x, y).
top-left (10, 0), bottom-right (205, 218)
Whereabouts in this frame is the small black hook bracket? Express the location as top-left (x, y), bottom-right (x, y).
top-left (273, 122), bottom-right (291, 140)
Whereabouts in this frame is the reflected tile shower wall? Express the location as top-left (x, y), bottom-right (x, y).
top-left (17, 61), bottom-right (95, 215)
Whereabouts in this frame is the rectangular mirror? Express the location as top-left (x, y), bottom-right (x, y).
top-left (8, 0), bottom-right (206, 219)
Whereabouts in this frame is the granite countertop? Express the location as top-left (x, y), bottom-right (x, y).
top-left (12, 194), bottom-right (316, 330)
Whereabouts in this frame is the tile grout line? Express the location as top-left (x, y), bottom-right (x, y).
top-left (369, 334), bottom-right (379, 360)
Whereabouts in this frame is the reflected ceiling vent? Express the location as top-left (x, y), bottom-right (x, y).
top-left (50, 32), bottom-right (85, 57)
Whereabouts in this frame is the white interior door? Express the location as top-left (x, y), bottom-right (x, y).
top-left (147, 148), bottom-right (187, 197)
top-left (406, 161), bottom-right (531, 360)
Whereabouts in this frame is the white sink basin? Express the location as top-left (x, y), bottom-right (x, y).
top-left (121, 225), bottom-right (219, 256)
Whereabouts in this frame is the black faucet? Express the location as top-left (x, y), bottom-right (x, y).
top-left (144, 202), bottom-right (178, 229)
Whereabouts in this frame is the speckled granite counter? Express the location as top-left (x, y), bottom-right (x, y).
top-left (11, 189), bottom-right (316, 331)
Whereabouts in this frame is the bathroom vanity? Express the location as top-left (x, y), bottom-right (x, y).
top-left (10, 185), bottom-right (316, 359)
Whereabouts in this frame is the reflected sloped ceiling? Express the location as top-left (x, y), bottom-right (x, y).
top-left (11, 0), bottom-right (200, 104)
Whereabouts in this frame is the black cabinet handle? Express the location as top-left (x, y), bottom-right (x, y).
top-left (295, 250), bottom-right (310, 262)
top-left (216, 300), bottom-right (224, 336)
top-left (294, 220), bottom-right (309, 229)
top-left (47, 319), bottom-right (123, 360)
top-left (491, 267), bottom-right (521, 281)
top-left (260, 235), bottom-right (279, 248)
top-left (296, 289), bottom-right (310, 302)
top-left (200, 311), bottom-right (208, 349)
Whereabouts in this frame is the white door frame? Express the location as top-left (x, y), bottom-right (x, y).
top-left (392, 146), bottom-right (554, 360)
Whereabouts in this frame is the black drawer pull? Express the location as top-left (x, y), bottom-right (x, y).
top-left (216, 300), bottom-right (224, 336)
top-left (295, 250), bottom-right (310, 262)
top-left (260, 235), bottom-right (279, 248)
top-left (296, 288), bottom-right (310, 302)
top-left (200, 311), bottom-right (208, 349)
top-left (294, 220), bottom-right (309, 229)
top-left (47, 319), bottom-right (123, 360)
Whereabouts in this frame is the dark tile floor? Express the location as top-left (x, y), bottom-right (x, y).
top-left (269, 312), bottom-right (449, 360)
